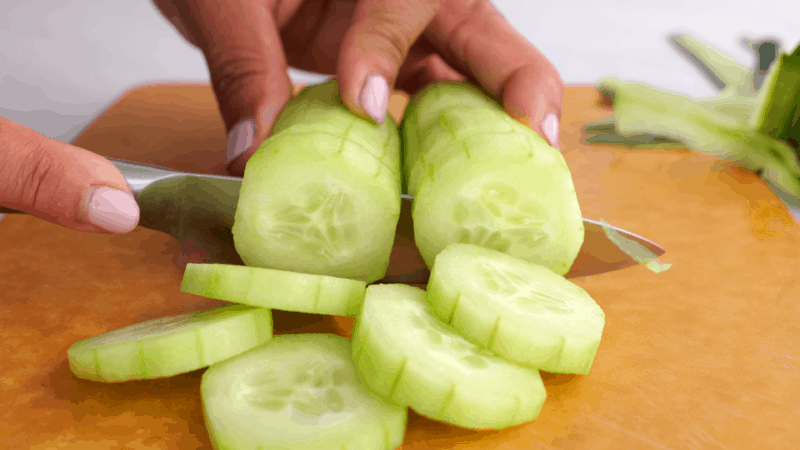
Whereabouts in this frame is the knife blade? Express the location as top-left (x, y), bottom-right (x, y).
top-left (0, 158), bottom-right (666, 280)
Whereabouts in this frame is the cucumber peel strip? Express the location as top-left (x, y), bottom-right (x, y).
top-left (584, 35), bottom-right (800, 207)
top-left (600, 220), bottom-right (672, 273)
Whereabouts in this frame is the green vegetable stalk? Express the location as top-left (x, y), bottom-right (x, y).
top-left (583, 35), bottom-right (800, 211)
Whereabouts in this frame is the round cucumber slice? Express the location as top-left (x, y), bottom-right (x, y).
top-left (201, 333), bottom-right (407, 450)
top-left (181, 263), bottom-right (366, 317)
top-left (412, 135), bottom-right (584, 276)
top-left (232, 130), bottom-right (400, 284)
top-left (67, 304), bottom-right (272, 382)
top-left (401, 81), bottom-right (502, 187)
top-left (351, 284), bottom-right (546, 430)
top-left (427, 243), bottom-right (605, 374)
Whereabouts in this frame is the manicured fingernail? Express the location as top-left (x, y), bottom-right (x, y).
top-left (85, 186), bottom-right (140, 233)
top-left (226, 118), bottom-right (255, 165)
top-left (541, 113), bottom-right (560, 149)
top-left (360, 74), bottom-right (389, 124)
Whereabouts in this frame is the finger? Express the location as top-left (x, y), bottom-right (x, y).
top-left (423, 0), bottom-right (564, 149)
top-left (395, 50), bottom-right (467, 95)
top-left (0, 118), bottom-right (139, 233)
top-left (151, 0), bottom-right (200, 47)
top-left (337, 0), bottom-right (447, 123)
top-left (166, 0), bottom-right (294, 175)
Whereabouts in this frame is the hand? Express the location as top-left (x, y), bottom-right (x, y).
top-left (153, 0), bottom-right (564, 176)
top-left (0, 117), bottom-right (140, 234)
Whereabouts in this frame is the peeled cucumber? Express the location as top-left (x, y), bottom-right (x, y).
top-left (180, 263), bottom-right (366, 317)
top-left (272, 80), bottom-right (402, 188)
top-left (232, 80), bottom-right (402, 283)
top-left (427, 243), bottom-right (605, 374)
top-left (67, 304), bottom-right (273, 382)
top-left (351, 284), bottom-right (547, 429)
top-left (201, 333), bottom-right (407, 450)
top-left (402, 81), bottom-right (584, 276)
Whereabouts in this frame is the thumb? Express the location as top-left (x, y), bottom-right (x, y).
top-left (161, 0), bottom-right (294, 176)
top-left (337, 0), bottom-right (446, 123)
top-left (0, 118), bottom-right (139, 233)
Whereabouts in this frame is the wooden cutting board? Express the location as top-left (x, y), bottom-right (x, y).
top-left (2, 82), bottom-right (799, 450)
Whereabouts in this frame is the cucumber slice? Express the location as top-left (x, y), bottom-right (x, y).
top-left (232, 130), bottom-right (400, 283)
top-left (181, 263), bottom-right (366, 317)
top-left (412, 139), bottom-right (584, 276)
top-left (67, 304), bottom-right (272, 382)
top-left (427, 244), bottom-right (605, 374)
top-left (273, 80), bottom-right (402, 179)
top-left (351, 284), bottom-right (546, 430)
top-left (401, 81), bottom-right (503, 190)
top-left (201, 333), bottom-right (407, 450)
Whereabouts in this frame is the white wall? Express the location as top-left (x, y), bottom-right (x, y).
top-left (2, 0), bottom-right (798, 143)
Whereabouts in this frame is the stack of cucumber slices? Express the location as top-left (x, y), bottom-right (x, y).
top-left (66, 80), bottom-right (606, 449)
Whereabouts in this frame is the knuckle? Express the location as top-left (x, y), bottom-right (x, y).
top-left (0, 134), bottom-right (64, 212)
top-left (206, 49), bottom-right (270, 120)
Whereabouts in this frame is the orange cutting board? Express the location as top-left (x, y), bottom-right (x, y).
top-left (2, 82), bottom-right (800, 450)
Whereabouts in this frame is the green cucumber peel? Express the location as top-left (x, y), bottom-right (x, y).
top-left (599, 220), bottom-right (671, 273)
top-left (584, 35), bottom-right (800, 205)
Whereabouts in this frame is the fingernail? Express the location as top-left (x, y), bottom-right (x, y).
top-left (541, 113), bottom-right (560, 149)
top-left (360, 74), bottom-right (389, 124)
top-left (85, 186), bottom-right (140, 233)
top-left (226, 118), bottom-right (255, 166)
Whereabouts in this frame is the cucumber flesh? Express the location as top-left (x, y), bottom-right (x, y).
top-left (181, 263), bottom-right (366, 317)
top-left (201, 333), bottom-right (407, 450)
top-left (351, 284), bottom-right (546, 430)
top-left (67, 304), bottom-right (273, 382)
top-left (427, 244), bottom-right (605, 374)
top-left (232, 130), bottom-right (400, 283)
top-left (413, 143), bottom-right (584, 276)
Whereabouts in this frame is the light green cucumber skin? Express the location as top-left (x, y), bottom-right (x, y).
top-left (351, 284), bottom-right (546, 430)
top-left (273, 123), bottom-right (402, 193)
top-left (427, 244), bottom-right (605, 374)
top-left (412, 141), bottom-right (584, 276)
top-left (201, 333), bottom-right (407, 450)
top-left (232, 130), bottom-right (400, 284)
top-left (181, 263), bottom-right (366, 317)
top-left (401, 81), bottom-right (503, 192)
top-left (274, 80), bottom-right (402, 183)
top-left (404, 107), bottom-right (525, 195)
top-left (67, 305), bottom-right (272, 382)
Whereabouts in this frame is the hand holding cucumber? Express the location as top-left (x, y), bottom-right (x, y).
top-left (152, 0), bottom-right (565, 176)
top-left (1, 0), bottom-right (563, 240)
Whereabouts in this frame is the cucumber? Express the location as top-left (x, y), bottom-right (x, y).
top-left (402, 80), bottom-right (584, 275)
top-left (412, 137), bottom-right (584, 276)
top-left (404, 107), bottom-right (525, 195)
top-left (232, 128), bottom-right (400, 283)
top-left (67, 304), bottom-right (272, 382)
top-left (351, 284), bottom-right (546, 429)
top-left (180, 263), bottom-right (366, 317)
top-left (427, 244), bottom-right (605, 374)
top-left (201, 333), bottom-right (407, 450)
top-left (401, 82), bottom-right (502, 184)
top-left (273, 80), bottom-right (402, 184)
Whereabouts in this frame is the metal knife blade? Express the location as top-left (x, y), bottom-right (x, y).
top-left (0, 158), bottom-right (667, 280)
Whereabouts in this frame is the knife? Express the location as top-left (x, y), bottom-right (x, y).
top-left (0, 158), bottom-right (666, 282)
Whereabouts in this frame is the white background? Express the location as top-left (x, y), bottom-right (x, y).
top-left (2, 0), bottom-right (800, 142)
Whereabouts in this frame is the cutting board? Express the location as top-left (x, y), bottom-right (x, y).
top-left (2, 82), bottom-right (799, 450)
